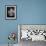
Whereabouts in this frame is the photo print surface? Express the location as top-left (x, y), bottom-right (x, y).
top-left (5, 5), bottom-right (16, 20)
top-left (18, 25), bottom-right (46, 41)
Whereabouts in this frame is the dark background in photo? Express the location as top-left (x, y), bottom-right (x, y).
top-left (7, 7), bottom-right (15, 17)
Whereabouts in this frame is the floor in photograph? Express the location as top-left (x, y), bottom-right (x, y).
top-left (19, 40), bottom-right (46, 46)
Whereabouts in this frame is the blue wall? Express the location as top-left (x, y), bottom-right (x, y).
top-left (0, 0), bottom-right (46, 44)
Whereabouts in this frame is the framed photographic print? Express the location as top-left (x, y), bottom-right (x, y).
top-left (5, 5), bottom-right (16, 20)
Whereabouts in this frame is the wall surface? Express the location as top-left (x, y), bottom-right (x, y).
top-left (21, 25), bottom-right (46, 30)
top-left (0, 0), bottom-right (46, 45)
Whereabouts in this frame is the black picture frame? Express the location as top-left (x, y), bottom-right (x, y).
top-left (5, 5), bottom-right (16, 20)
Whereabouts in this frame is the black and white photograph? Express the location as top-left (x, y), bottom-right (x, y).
top-left (18, 24), bottom-right (46, 46)
top-left (5, 5), bottom-right (16, 20)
